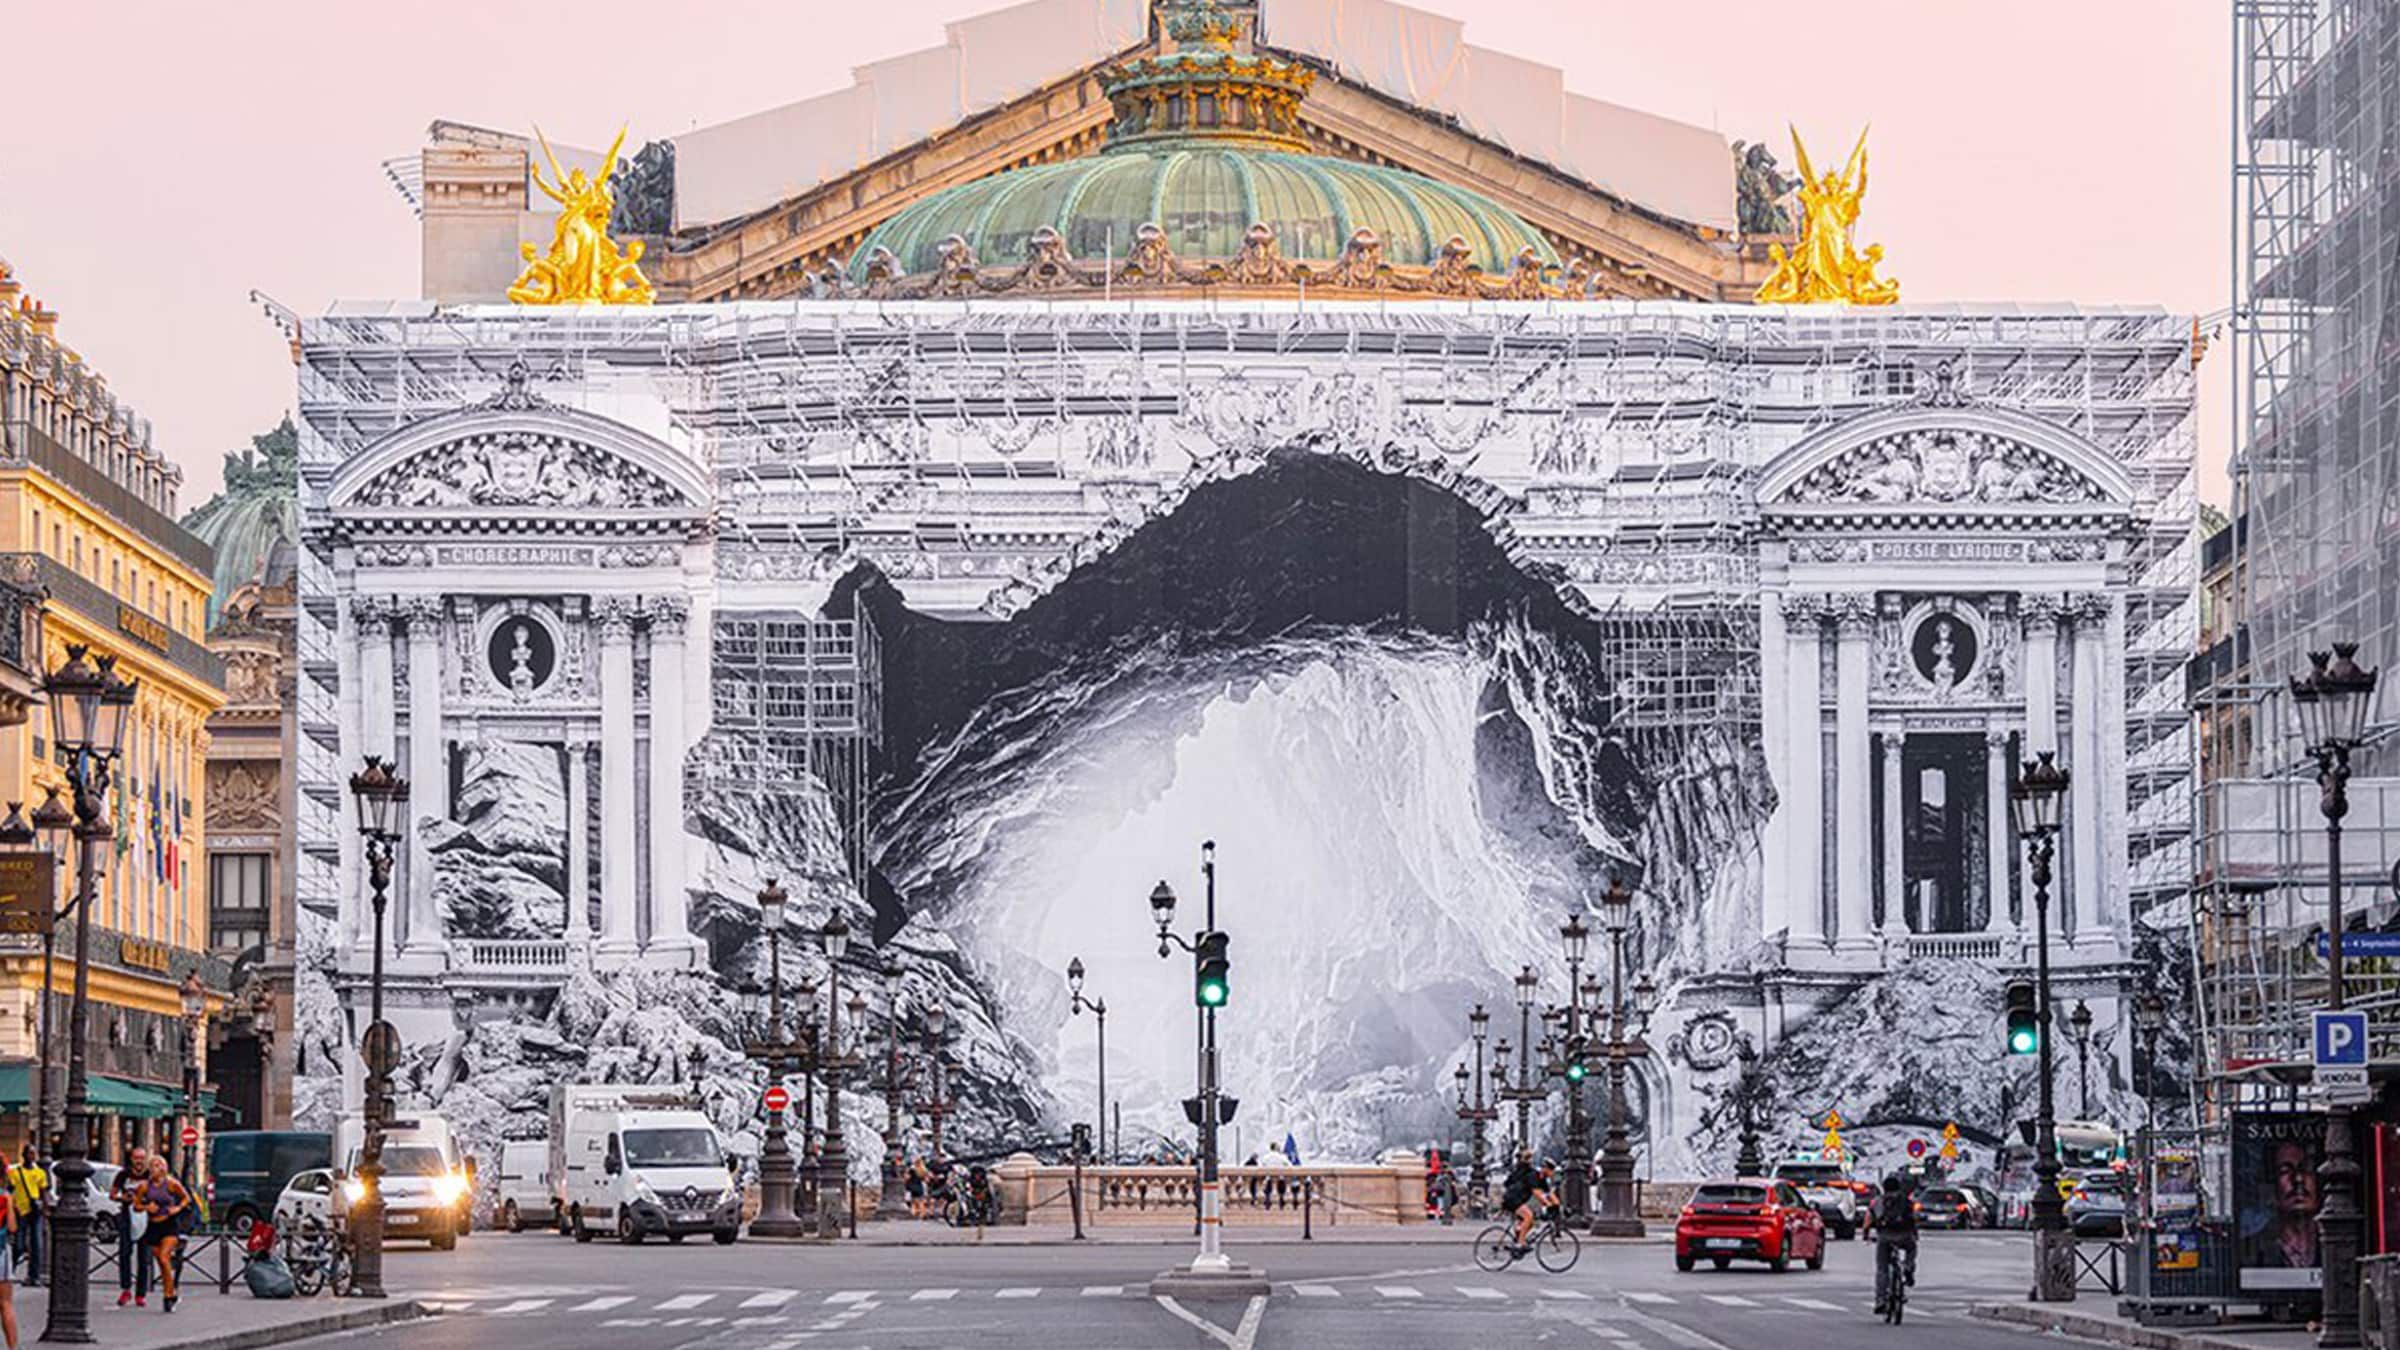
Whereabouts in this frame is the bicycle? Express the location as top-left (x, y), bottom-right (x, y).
top-left (1873, 1240), bottom-right (1914, 1325)
top-left (1472, 1206), bottom-right (1581, 1274)
top-left (282, 1218), bottom-right (354, 1298)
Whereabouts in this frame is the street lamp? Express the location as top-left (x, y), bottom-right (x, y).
top-left (745, 881), bottom-right (807, 1237)
top-left (1499, 965), bottom-right (1542, 1157)
top-left (916, 999), bottom-right (952, 1166)
top-left (1453, 1003), bottom-right (1498, 1217)
top-left (1555, 904), bottom-right (1595, 1220)
top-left (342, 753), bottom-right (407, 1304)
top-left (2292, 641), bottom-right (2380, 1348)
top-left (873, 963), bottom-right (911, 1221)
top-left (814, 912), bottom-right (857, 1240)
top-left (179, 971), bottom-right (207, 1188)
top-left (1067, 957), bottom-right (1110, 1163)
top-left (2065, 1000), bottom-right (2095, 1120)
top-left (2131, 989), bottom-right (2167, 1237)
top-left (793, 970), bottom-right (821, 1220)
top-left (1592, 876), bottom-right (1649, 1238)
top-left (28, 786), bottom-right (71, 1153)
top-left (2010, 748), bottom-right (2073, 1303)
top-left (1732, 1035), bottom-right (1767, 1178)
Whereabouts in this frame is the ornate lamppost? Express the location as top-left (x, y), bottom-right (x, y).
top-left (1452, 1003), bottom-right (1498, 1218)
top-left (2010, 749), bottom-right (2074, 1303)
top-left (874, 963), bottom-right (911, 1221)
top-left (916, 1000), bottom-right (952, 1166)
top-left (1067, 957), bottom-right (1110, 1162)
top-left (1732, 1034), bottom-right (1768, 1179)
top-left (39, 646), bottom-right (134, 1342)
top-left (341, 755), bottom-right (407, 1304)
top-left (814, 912), bottom-right (859, 1240)
top-left (1497, 964), bottom-right (1543, 1156)
top-left (1150, 843), bottom-right (1250, 1282)
top-left (745, 880), bottom-right (807, 1237)
top-left (2291, 641), bottom-right (2380, 1348)
top-left (179, 971), bottom-right (207, 1186)
top-left (27, 787), bottom-right (72, 1156)
top-left (1593, 875), bottom-right (1653, 1237)
top-left (1555, 909), bottom-right (1594, 1219)
top-left (2131, 989), bottom-right (2166, 1237)
top-left (2065, 1000), bottom-right (2095, 1119)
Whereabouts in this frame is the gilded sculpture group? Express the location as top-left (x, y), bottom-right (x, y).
top-left (506, 127), bottom-right (655, 306)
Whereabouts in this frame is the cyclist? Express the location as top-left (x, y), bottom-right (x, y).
top-left (1500, 1153), bottom-right (1555, 1252)
top-left (1870, 1172), bottom-right (1918, 1316)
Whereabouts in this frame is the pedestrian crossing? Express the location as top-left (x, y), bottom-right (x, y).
top-left (418, 1283), bottom-right (1932, 1318)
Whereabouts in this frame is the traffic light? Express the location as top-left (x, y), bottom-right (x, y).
top-left (1564, 1037), bottom-right (1589, 1083)
top-left (1195, 930), bottom-right (1230, 1008)
top-left (2005, 979), bottom-right (2039, 1055)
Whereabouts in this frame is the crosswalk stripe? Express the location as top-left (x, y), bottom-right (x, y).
top-left (1536, 1288), bottom-right (1592, 1300)
top-left (1293, 1284), bottom-right (1341, 1298)
top-left (997, 1288), bottom-right (1041, 1299)
top-left (1375, 1286), bottom-right (1423, 1299)
top-left (826, 1291), bottom-right (875, 1304)
top-left (1704, 1294), bottom-right (1758, 1307)
top-left (1080, 1285), bottom-right (1123, 1297)
top-left (1590, 1330), bottom-right (1634, 1342)
top-left (734, 1316), bottom-right (782, 1326)
top-left (600, 1318), bottom-right (656, 1328)
top-left (491, 1299), bottom-right (554, 1315)
top-left (912, 1288), bottom-right (959, 1301)
top-left (1622, 1290), bottom-right (1675, 1304)
top-left (741, 1291), bottom-right (797, 1309)
top-left (571, 1296), bottom-right (635, 1313)
top-left (657, 1294), bottom-right (714, 1311)
top-left (1784, 1297), bottom-right (1844, 1311)
top-left (1457, 1287), bottom-right (1505, 1300)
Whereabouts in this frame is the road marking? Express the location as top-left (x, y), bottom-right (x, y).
top-left (1702, 1294), bottom-right (1758, 1307)
top-left (656, 1293), bottom-right (713, 1311)
top-left (1457, 1286), bottom-right (1506, 1300)
top-left (997, 1287), bottom-right (1041, 1299)
top-left (599, 1318), bottom-right (656, 1328)
top-left (689, 1317), bottom-right (723, 1327)
top-left (826, 1291), bottom-right (875, 1304)
top-left (1622, 1290), bottom-right (1675, 1304)
top-left (1081, 1284), bottom-right (1124, 1297)
top-left (490, 1299), bottom-right (554, 1315)
top-left (1783, 1296), bottom-right (1844, 1311)
top-left (741, 1290), bottom-right (797, 1308)
top-left (911, 1288), bottom-right (959, 1301)
top-left (734, 1316), bottom-right (782, 1326)
top-left (1588, 1330), bottom-right (1635, 1343)
top-left (1156, 1294), bottom-right (1268, 1350)
top-left (1537, 1288), bottom-right (1593, 1300)
top-left (1374, 1285), bottom-right (1422, 1299)
top-left (570, 1296), bottom-right (634, 1313)
top-left (1232, 1295), bottom-right (1267, 1350)
top-left (662, 1317), bottom-right (695, 1327)
top-left (1292, 1284), bottom-right (1340, 1298)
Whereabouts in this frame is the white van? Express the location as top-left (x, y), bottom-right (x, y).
top-left (333, 1112), bottom-right (473, 1250)
top-left (549, 1084), bottom-right (739, 1245)
top-left (497, 1140), bottom-right (558, 1232)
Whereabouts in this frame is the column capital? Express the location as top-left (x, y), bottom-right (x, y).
top-left (1880, 732), bottom-right (1903, 761)
top-left (1781, 591), bottom-right (1831, 626)
top-left (593, 596), bottom-right (639, 640)
top-left (1833, 592), bottom-right (1878, 636)
top-left (399, 595), bottom-right (447, 631)
top-left (1985, 727), bottom-right (2012, 751)
top-left (647, 594), bottom-right (691, 638)
top-left (2019, 591), bottom-right (2066, 630)
top-left (353, 596), bottom-right (393, 638)
top-left (2065, 590), bottom-right (2113, 625)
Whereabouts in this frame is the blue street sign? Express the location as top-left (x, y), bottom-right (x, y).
top-left (2314, 932), bottom-right (2400, 959)
top-left (2316, 1010), bottom-right (2370, 1068)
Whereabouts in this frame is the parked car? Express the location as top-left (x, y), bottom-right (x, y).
top-left (1913, 1185), bottom-right (1984, 1230)
top-left (209, 1131), bottom-right (332, 1238)
top-left (2066, 1171), bottom-right (2128, 1237)
top-left (85, 1162), bottom-right (122, 1220)
top-left (497, 1140), bottom-right (558, 1232)
top-left (1956, 1182), bottom-right (2002, 1229)
top-left (1675, 1178), bottom-right (1827, 1273)
top-left (1772, 1160), bottom-right (1860, 1239)
top-left (273, 1169), bottom-right (340, 1233)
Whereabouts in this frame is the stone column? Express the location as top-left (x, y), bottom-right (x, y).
top-left (2021, 594), bottom-right (2062, 757)
top-left (2100, 593), bottom-right (2130, 941)
top-left (1880, 731), bottom-right (1907, 938)
top-left (1834, 594), bottom-right (1876, 951)
top-left (349, 599), bottom-right (392, 954)
top-left (1784, 597), bottom-right (1826, 945)
top-left (565, 738), bottom-right (591, 946)
top-left (334, 570), bottom-right (364, 952)
top-left (644, 597), bottom-right (699, 968)
top-left (1984, 728), bottom-right (2014, 934)
top-left (2070, 596), bottom-right (2107, 945)
top-left (402, 597), bottom-right (448, 962)
top-left (595, 599), bottom-right (640, 965)
top-left (1759, 591), bottom-right (1788, 942)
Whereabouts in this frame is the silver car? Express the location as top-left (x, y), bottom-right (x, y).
top-left (2065, 1171), bottom-right (2128, 1237)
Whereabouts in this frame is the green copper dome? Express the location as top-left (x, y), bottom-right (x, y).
top-left (182, 417), bottom-right (298, 626)
top-left (853, 146), bottom-right (1555, 279)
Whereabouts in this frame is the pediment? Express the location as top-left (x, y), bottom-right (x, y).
top-left (329, 379), bottom-right (708, 517)
top-left (1758, 401), bottom-right (2135, 517)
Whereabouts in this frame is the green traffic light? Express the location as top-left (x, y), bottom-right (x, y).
top-left (1200, 979), bottom-right (1228, 1007)
top-left (1566, 1062), bottom-right (1587, 1082)
top-left (2008, 1026), bottom-right (2038, 1055)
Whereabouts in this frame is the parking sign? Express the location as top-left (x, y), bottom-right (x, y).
top-left (2315, 1010), bottom-right (2369, 1068)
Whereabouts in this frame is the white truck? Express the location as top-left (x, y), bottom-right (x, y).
top-left (549, 1084), bottom-right (740, 1245)
top-left (496, 1140), bottom-right (558, 1232)
top-left (333, 1111), bottom-right (472, 1250)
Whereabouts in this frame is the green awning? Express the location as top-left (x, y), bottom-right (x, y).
top-left (0, 1064), bottom-right (206, 1117)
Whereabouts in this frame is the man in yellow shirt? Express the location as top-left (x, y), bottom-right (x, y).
top-left (7, 1146), bottom-right (44, 1287)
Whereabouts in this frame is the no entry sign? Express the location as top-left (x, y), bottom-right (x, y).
top-left (763, 1085), bottom-right (790, 1113)
top-left (180, 1125), bottom-right (199, 1147)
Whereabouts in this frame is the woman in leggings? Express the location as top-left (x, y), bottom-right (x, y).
top-left (136, 1156), bottom-right (192, 1313)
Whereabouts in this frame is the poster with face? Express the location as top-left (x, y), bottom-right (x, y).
top-left (2234, 1112), bottom-right (2327, 1291)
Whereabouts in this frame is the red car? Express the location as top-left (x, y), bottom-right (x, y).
top-left (1675, 1178), bottom-right (1828, 1273)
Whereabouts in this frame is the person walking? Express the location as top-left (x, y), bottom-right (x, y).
top-left (112, 1147), bottom-right (152, 1306)
top-left (7, 1146), bottom-right (43, 1289)
top-left (0, 1155), bottom-right (21, 1350)
top-left (906, 1156), bottom-right (929, 1220)
top-left (135, 1155), bottom-right (194, 1313)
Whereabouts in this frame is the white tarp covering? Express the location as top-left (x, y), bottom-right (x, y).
top-left (671, 0), bottom-right (1146, 229)
top-left (1257, 0), bottom-right (1733, 231)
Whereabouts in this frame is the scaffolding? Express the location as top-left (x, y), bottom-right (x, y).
top-left (704, 600), bottom-right (884, 888)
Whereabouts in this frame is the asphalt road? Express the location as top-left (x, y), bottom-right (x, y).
top-left (283, 1227), bottom-right (2085, 1349)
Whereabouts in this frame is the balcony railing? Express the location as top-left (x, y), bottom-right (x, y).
top-left (1904, 933), bottom-right (2010, 963)
top-left (454, 939), bottom-right (572, 975)
top-left (0, 420), bottom-right (216, 576)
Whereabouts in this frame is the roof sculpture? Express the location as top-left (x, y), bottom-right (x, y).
top-left (181, 417), bottom-right (298, 626)
top-left (1753, 127), bottom-right (1899, 305)
top-left (507, 127), bottom-right (656, 305)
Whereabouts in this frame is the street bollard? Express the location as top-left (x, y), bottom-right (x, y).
top-left (1303, 1177), bottom-right (1313, 1241)
top-left (1070, 1158), bottom-right (1086, 1241)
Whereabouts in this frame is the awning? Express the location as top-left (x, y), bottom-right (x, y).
top-left (0, 1064), bottom-right (209, 1118)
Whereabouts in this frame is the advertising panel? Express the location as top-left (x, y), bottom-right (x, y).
top-left (2234, 1111), bottom-right (2327, 1291)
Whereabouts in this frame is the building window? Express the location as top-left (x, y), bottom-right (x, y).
top-left (209, 852), bottom-right (270, 956)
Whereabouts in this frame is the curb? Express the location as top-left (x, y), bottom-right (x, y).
top-left (143, 1299), bottom-right (427, 1350)
top-left (1968, 1300), bottom-right (2264, 1350)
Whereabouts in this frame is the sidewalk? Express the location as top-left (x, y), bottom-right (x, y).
top-left (3, 1283), bottom-right (423, 1350)
top-left (1971, 1298), bottom-right (2319, 1350)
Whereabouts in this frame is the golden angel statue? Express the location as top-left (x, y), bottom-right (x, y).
top-left (1754, 126), bottom-right (1899, 306)
top-left (507, 126), bottom-right (656, 306)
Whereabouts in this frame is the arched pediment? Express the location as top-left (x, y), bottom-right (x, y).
top-left (1757, 401), bottom-right (2135, 516)
top-left (329, 387), bottom-right (708, 517)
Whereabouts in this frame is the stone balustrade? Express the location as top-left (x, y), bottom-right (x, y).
top-left (989, 1151), bottom-right (1430, 1227)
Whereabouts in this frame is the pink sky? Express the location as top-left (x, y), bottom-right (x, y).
top-left (0, 0), bottom-right (2229, 505)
